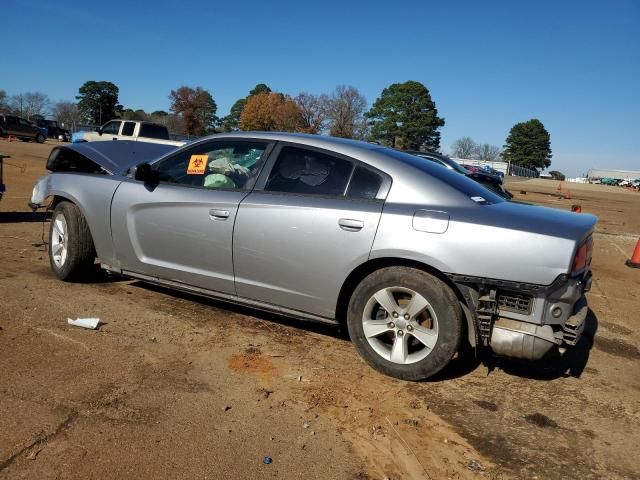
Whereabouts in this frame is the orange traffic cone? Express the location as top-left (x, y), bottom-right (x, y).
top-left (564, 189), bottom-right (572, 200)
top-left (556, 182), bottom-right (562, 192)
top-left (626, 238), bottom-right (640, 268)
top-left (571, 205), bottom-right (582, 213)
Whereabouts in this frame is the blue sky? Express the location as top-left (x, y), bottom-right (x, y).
top-left (2, 0), bottom-right (638, 176)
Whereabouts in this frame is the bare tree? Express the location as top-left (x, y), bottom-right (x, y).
top-left (151, 113), bottom-right (184, 135)
top-left (53, 101), bottom-right (81, 130)
top-left (324, 85), bottom-right (367, 139)
top-left (293, 93), bottom-right (327, 134)
top-left (12, 92), bottom-right (49, 120)
top-left (9, 93), bottom-right (26, 117)
top-left (451, 136), bottom-right (478, 159)
top-left (476, 143), bottom-right (502, 162)
top-left (0, 90), bottom-right (8, 113)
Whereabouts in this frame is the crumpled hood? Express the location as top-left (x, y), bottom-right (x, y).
top-left (51, 140), bottom-right (178, 175)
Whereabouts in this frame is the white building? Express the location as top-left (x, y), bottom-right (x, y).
top-left (587, 168), bottom-right (640, 180)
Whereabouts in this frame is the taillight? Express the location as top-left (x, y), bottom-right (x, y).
top-left (572, 236), bottom-right (593, 274)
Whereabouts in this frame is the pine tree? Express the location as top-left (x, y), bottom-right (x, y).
top-left (503, 119), bottom-right (552, 170)
top-left (366, 81), bottom-right (444, 151)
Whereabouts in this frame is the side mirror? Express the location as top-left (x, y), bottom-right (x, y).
top-left (134, 162), bottom-right (160, 186)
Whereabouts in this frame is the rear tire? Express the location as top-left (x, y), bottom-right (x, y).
top-left (49, 202), bottom-right (96, 281)
top-left (347, 267), bottom-right (463, 381)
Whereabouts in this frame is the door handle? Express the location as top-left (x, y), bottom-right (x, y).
top-left (338, 218), bottom-right (364, 232)
top-left (209, 209), bottom-right (230, 220)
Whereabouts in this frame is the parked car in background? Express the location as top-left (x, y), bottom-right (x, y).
top-left (31, 133), bottom-right (595, 381)
top-left (478, 164), bottom-right (505, 180)
top-left (73, 120), bottom-right (185, 146)
top-left (407, 151), bottom-right (512, 199)
top-left (0, 114), bottom-right (46, 143)
top-left (37, 119), bottom-right (71, 142)
top-left (463, 164), bottom-right (504, 183)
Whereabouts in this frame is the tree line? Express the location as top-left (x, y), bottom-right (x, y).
top-left (0, 81), bottom-right (553, 171)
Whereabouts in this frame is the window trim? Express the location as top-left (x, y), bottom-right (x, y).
top-left (148, 139), bottom-right (276, 193)
top-left (254, 141), bottom-right (391, 201)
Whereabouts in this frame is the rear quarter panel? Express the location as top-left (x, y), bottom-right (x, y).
top-left (372, 202), bottom-right (592, 286)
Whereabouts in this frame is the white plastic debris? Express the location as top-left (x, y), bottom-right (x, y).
top-left (67, 317), bottom-right (100, 329)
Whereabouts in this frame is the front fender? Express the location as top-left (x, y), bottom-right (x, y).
top-left (30, 173), bottom-right (124, 266)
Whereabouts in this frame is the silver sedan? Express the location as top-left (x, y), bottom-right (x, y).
top-left (31, 133), bottom-right (596, 380)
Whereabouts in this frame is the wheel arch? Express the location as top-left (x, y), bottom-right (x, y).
top-left (49, 194), bottom-right (96, 247)
top-left (336, 257), bottom-right (478, 346)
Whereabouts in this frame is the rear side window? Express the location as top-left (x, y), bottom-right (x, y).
top-left (265, 146), bottom-right (354, 197)
top-left (139, 123), bottom-right (169, 140)
top-left (347, 166), bottom-right (383, 200)
top-left (121, 122), bottom-right (135, 136)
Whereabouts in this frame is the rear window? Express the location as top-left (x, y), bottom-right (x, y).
top-left (139, 123), bottom-right (169, 140)
top-left (381, 148), bottom-right (505, 204)
top-left (347, 166), bottom-right (383, 200)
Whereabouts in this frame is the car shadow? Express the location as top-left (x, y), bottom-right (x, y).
top-left (130, 281), bottom-right (347, 341)
top-left (0, 211), bottom-right (51, 223)
top-left (99, 278), bottom-right (600, 382)
top-left (486, 308), bottom-right (598, 380)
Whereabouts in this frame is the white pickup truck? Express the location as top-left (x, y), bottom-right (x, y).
top-left (73, 120), bottom-right (186, 146)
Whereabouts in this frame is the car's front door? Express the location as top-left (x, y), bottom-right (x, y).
top-left (233, 144), bottom-right (389, 318)
top-left (111, 139), bottom-right (273, 294)
top-left (100, 120), bottom-right (121, 141)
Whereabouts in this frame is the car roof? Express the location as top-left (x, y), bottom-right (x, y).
top-left (195, 131), bottom-right (381, 151)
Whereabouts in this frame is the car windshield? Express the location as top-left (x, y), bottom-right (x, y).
top-left (380, 148), bottom-right (505, 204)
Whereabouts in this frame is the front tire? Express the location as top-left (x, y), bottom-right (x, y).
top-left (347, 267), bottom-right (463, 381)
top-left (36, 133), bottom-right (46, 143)
top-left (49, 202), bottom-right (96, 281)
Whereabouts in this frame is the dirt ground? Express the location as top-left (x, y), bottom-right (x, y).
top-left (0, 140), bottom-right (638, 480)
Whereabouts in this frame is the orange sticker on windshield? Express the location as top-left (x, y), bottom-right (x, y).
top-left (187, 155), bottom-right (208, 174)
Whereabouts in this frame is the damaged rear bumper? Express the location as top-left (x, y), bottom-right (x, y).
top-left (451, 270), bottom-right (592, 361)
top-left (490, 294), bottom-right (589, 360)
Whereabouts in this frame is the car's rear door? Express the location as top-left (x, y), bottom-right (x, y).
top-left (17, 118), bottom-right (34, 137)
top-left (111, 139), bottom-right (273, 295)
top-left (233, 144), bottom-right (390, 319)
top-left (119, 121), bottom-right (137, 141)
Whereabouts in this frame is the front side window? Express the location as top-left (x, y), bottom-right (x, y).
top-left (102, 121), bottom-right (121, 135)
top-left (121, 122), bottom-right (135, 136)
top-left (265, 146), bottom-right (354, 197)
top-left (153, 141), bottom-right (269, 190)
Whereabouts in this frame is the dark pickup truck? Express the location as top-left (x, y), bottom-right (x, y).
top-left (0, 114), bottom-right (47, 143)
top-left (37, 119), bottom-right (71, 142)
